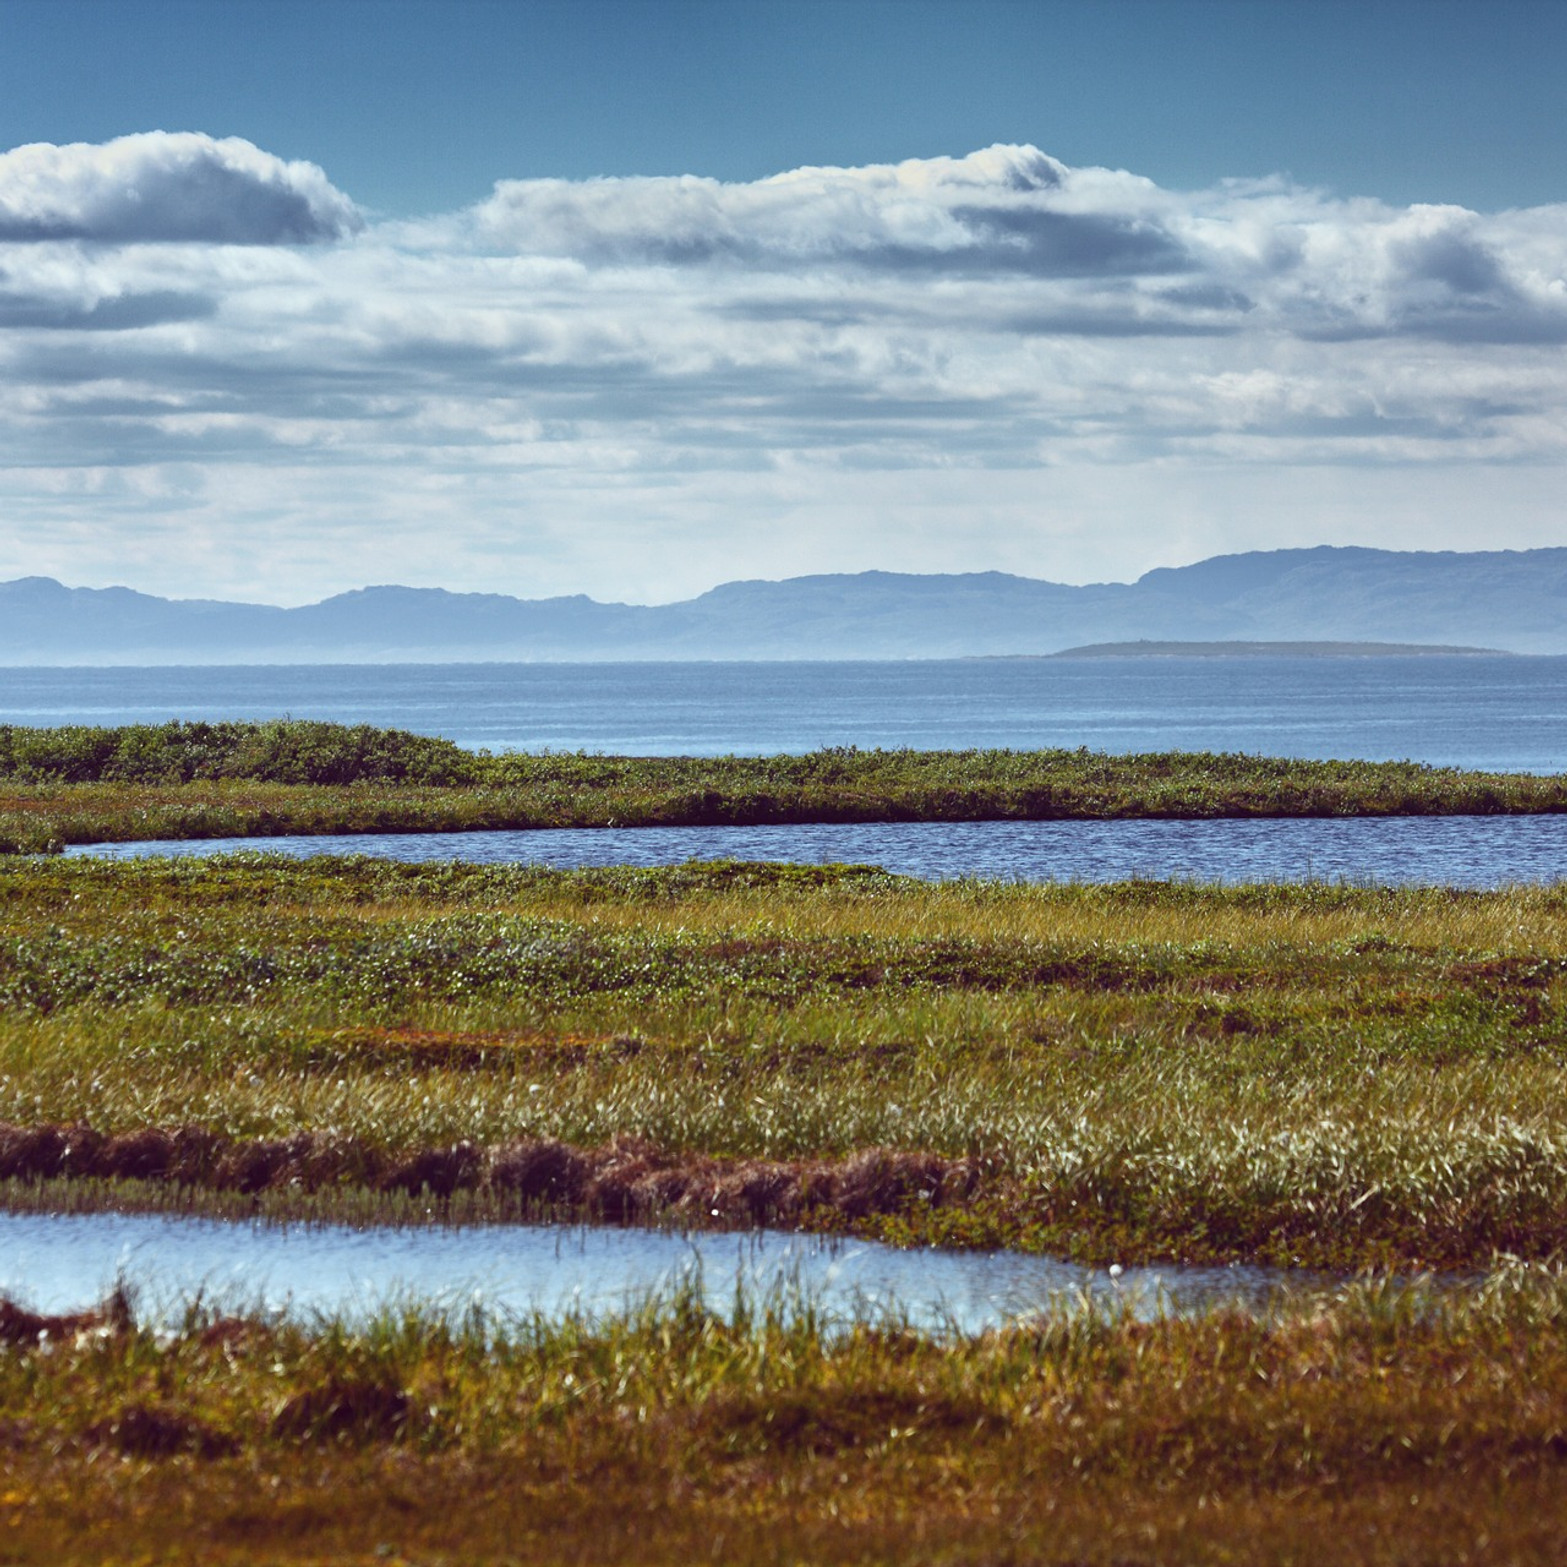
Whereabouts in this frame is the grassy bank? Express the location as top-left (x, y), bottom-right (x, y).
top-left (4, 855), bottom-right (1567, 1268)
top-left (2, 720), bottom-right (1565, 851)
top-left (3, 1273), bottom-right (1567, 1563)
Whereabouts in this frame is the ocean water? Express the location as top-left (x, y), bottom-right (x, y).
top-left (3, 655), bottom-right (1567, 770)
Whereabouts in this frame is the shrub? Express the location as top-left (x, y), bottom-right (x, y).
top-left (0, 720), bottom-right (479, 786)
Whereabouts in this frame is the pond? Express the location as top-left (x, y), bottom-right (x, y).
top-left (73, 812), bottom-right (1567, 887)
top-left (0, 1211), bottom-right (1315, 1335)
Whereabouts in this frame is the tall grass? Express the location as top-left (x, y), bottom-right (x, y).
top-left (0, 718), bottom-right (477, 785)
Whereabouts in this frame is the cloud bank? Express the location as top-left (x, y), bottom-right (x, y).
top-left (470, 145), bottom-right (1190, 277)
top-left (0, 133), bottom-right (361, 244)
top-left (0, 137), bottom-right (1562, 602)
top-left (464, 145), bottom-right (1567, 343)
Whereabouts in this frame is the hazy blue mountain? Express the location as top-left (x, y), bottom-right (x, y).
top-left (4, 546), bottom-right (1567, 663)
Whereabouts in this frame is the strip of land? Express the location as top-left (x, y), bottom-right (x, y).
top-left (1, 720), bottom-right (1563, 852)
top-left (1040, 638), bottom-right (1507, 658)
top-left (4, 855), bottom-right (1566, 1270)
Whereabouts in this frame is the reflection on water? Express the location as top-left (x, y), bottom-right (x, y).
top-left (74, 812), bottom-right (1567, 888)
top-left (0, 1212), bottom-right (1311, 1334)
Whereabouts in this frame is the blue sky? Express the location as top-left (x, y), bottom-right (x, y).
top-left (0, 0), bottom-right (1564, 604)
top-left (7, 0), bottom-right (1567, 213)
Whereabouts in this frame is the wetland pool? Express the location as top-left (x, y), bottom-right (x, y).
top-left (73, 812), bottom-right (1567, 887)
top-left (0, 1212), bottom-right (1313, 1334)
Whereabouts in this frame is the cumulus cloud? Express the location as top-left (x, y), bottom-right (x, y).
top-left (469, 145), bottom-right (1193, 277)
top-left (0, 137), bottom-right (1565, 601)
top-left (464, 148), bottom-right (1567, 345)
top-left (0, 133), bottom-right (361, 244)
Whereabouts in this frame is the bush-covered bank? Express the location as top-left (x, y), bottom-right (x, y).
top-left (0, 719), bottom-right (477, 786)
top-left (3, 1273), bottom-right (1567, 1564)
top-left (5, 856), bottom-right (1567, 1268)
top-left (3, 721), bottom-right (1567, 851)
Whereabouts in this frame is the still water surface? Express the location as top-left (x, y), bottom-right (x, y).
top-left (0, 1211), bottom-right (1306, 1333)
top-left (6, 657), bottom-right (1567, 770)
top-left (75, 813), bottom-right (1567, 888)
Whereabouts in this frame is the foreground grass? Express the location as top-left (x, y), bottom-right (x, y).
top-left (4, 721), bottom-right (1567, 851)
top-left (4, 855), bottom-right (1567, 1268)
top-left (3, 1272), bottom-right (1567, 1564)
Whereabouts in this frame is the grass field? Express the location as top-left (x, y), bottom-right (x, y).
top-left (3, 854), bottom-right (1566, 1270)
top-left (5, 737), bottom-right (1567, 1563)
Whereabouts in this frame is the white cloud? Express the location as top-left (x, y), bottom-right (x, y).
top-left (0, 133), bottom-right (361, 244)
top-left (0, 138), bottom-right (1564, 602)
top-left (466, 145), bottom-right (1188, 275)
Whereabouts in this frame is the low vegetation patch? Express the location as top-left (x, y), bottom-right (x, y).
top-left (2, 1274), bottom-right (1567, 1563)
top-left (0, 718), bottom-right (478, 787)
top-left (2, 721), bottom-right (1565, 850)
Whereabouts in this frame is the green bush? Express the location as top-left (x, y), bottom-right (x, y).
top-left (0, 721), bottom-right (479, 787)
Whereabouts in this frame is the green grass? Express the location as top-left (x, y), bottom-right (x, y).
top-left (4, 1270), bottom-right (1567, 1563)
top-left (3, 722), bottom-right (1566, 851)
top-left (4, 855), bottom-right (1567, 1268)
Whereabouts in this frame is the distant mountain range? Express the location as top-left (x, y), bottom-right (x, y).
top-left (3, 546), bottom-right (1566, 663)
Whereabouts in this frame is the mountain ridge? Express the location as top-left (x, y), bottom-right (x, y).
top-left (4, 546), bottom-right (1567, 663)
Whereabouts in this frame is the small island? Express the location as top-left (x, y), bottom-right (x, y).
top-left (1041, 639), bottom-right (1510, 658)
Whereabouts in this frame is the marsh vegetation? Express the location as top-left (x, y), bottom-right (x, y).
top-left (4, 720), bottom-right (1567, 852)
top-left (3, 855), bottom-right (1567, 1270)
top-left (5, 722), bottom-right (1567, 1560)
top-left (4, 1271), bottom-right (1567, 1563)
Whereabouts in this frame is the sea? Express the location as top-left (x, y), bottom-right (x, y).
top-left (2, 654), bottom-right (1566, 770)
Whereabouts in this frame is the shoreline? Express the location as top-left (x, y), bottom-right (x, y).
top-left (5, 722), bottom-right (1567, 853)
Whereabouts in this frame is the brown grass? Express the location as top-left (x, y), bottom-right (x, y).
top-left (5, 1278), bottom-right (1567, 1563)
top-left (0, 1118), bottom-right (976, 1232)
top-left (7, 1112), bottom-right (1567, 1272)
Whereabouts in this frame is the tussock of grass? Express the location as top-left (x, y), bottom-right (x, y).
top-left (4, 1272), bottom-right (1567, 1562)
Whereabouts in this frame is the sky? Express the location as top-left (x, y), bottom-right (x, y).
top-left (0, 0), bottom-right (1564, 606)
